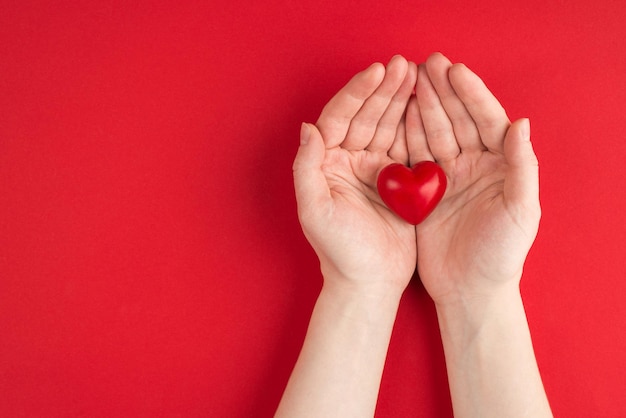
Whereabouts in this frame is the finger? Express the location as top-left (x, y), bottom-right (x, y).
top-left (424, 53), bottom-right (485, 153)
top-left (388, 116), bottom-right (409, 165)
top-left (317, 62), bottom-right (385, 149)
top-left (367, 61), bottom-right (418, 153)
top-left (416, 64), bottom-right (461, 162)
top-left (405, 95), bottom-right (434, 165)
top-left (503, 118), bottom-right (540, 215)
top-left (448, 63), bottom-right (510, 153)
top-left (293, 123), bottom-right (332, 219)
top-left (341, 55), bottom-right (409, 151)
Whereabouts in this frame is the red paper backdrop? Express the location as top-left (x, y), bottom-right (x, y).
top-left (2, 1), bottom-right (625, 416)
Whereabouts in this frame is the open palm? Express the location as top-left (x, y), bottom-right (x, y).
top-left (293, 56), bottom-right (419, 293)
top-left (406, 53), bottom-right (541, 305)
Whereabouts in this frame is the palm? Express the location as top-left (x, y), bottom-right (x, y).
top-left (417, 152), bottom-right (522, 300)
top-left (294, 56), bottom-right (419, 291)
top-left (407, 54), bottom-right (540, 304)
top-left (320, 147), bottom-right (416, 285)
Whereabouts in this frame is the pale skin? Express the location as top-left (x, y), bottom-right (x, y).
top-left (276, 53), bottom-right (552, 417)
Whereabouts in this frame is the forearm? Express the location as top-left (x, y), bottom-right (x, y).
top-left (436, 284), bottom-right (552, 418)
top-left (275, 280), bottom-right (403, 418)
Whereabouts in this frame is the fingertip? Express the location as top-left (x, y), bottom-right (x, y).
top-left (354, 63), bottom-right (385, 93)
top-left (294, 123), bottom-right (323, 168)
top-left (300, 122), bottom-right (310, 145)
top-left (368, 61), bottom-right (385, 71)
top-left (520, 118), bottom-right (531, 141)
top-left (365, 62), bottom-right (385, 81)
top-left (386, 55), bottom-right (409, 78)
top-left (388, 54), bottom-right (408, 65)
top-left (446, 61), bottom-right (460, 76)
top-left (505, 118), bottom-right (538, 168)
top-left (448, 63), bottom-right (482, 92)
top-left (511, 118), bottom-right (533, 145)
top-left (426, 51), bottom-right (451, 67)
top-left (305, 122), bottom-right (325, 150)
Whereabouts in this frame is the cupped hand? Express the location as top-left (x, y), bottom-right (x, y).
top-left (293, 55), bottom-right (418, 296)
top-left (406, 53), bottom-right (541, 305)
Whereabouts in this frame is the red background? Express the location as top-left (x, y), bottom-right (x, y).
top-left (2, 1), bottom-right (625, 416)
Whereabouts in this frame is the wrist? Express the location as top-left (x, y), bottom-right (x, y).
top-left (321, 268), bottom-right (406, 304)
top-left (319, 275), bottom-right (404, 326)
top-left (428, 268), bottom-right (523, 310)
top-left (435, 283), bottom-right (525, 343)
top-left (433, 283), bottom-right (552, 417)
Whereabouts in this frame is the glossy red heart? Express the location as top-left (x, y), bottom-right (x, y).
top-left (377, 161), bottom-right (447, 225)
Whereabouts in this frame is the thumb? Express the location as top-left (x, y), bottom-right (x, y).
top-left (293, 123), bottom-right (331, 218)
top-left (503, 118), bottom-right (540, 213)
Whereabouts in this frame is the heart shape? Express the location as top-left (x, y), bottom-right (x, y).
top-left (377, 161), bottom-right (447, 225)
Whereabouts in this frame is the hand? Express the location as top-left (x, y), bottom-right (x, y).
top-left (280, 57), bottom-right (419, 418)
top-left (293, 55), bottom-right (418, 297)
top-left (406, 53), bottom-right (541, 306)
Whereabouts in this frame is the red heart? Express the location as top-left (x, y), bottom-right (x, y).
top-left (377, 161), bottom-right (447, 225)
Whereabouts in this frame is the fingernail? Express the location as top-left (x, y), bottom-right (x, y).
top-left (520, 118), bottom-right (531, 141)
top-left (300, 122), bottom-right (310, 145)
